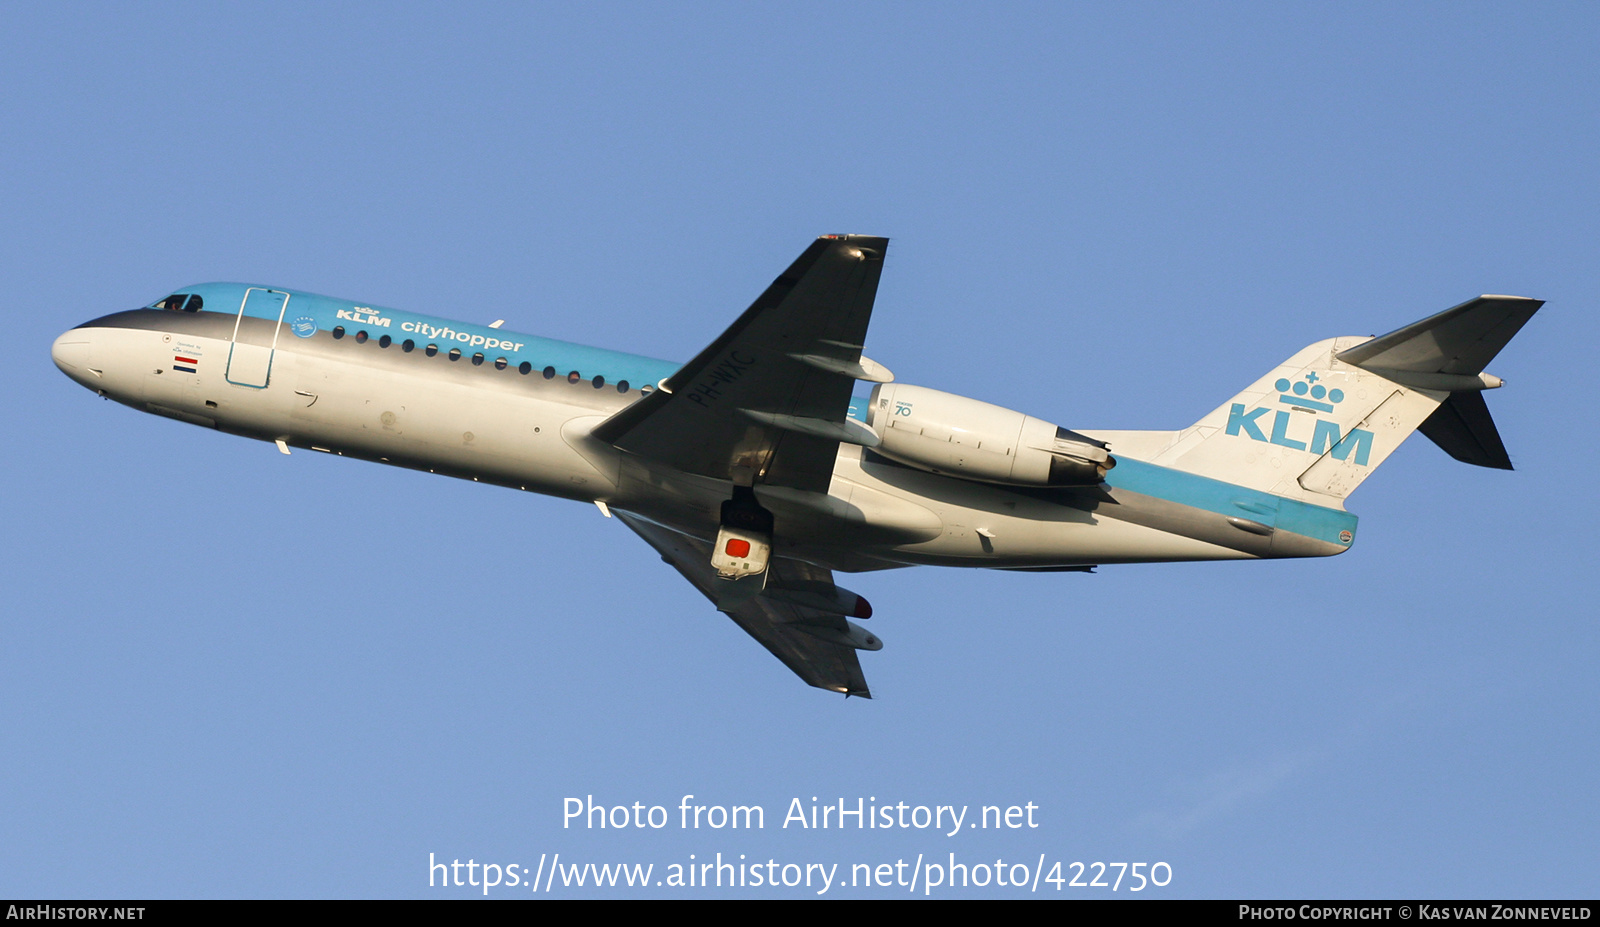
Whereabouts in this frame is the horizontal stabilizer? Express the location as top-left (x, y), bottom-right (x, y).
top-left (1336, 295), bottom-right (1540, 472)
top-left (1335, 295), bottom-right (1542, 375)
top-left (1131, 294), bottom-right (1539, 502)
top-left (1417, 390), bottom-right (1513, 470)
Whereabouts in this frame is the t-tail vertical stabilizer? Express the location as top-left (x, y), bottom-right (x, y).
top-left (1138, 295), bottom-right (1541, 504)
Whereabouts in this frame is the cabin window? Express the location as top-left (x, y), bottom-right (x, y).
top-left (617, 380), bottom-right (629, 393)
top-left (425, 343), bottom-right (439, 357)
top-left (355, 330), bottom-right (368, 344)
top-left (403, 339), bottom-right (416, 352)
top-left (543, 366), bottom-right (556, 379)
top-left (332, 326), bottom-right (345, 339)
top-left (518, 361), bottom-right (532, 375)
top-left (567, 371), bottom-right (581, 384)
top-left (379, 335), bottom-right (392, 348)
top-left (640, 384), bottom-right (654, 395)
top-left (494, 357), bottom-right (508, 370)
top-left (448, 348), bottom-right (462, 361)
top-left (471, 352), bottom-right (484, 366)
top-left (591, 375), bottom-right (605, 389)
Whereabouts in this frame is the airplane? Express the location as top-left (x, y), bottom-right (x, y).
top-left (50, 235), bottom-right (1540, 698)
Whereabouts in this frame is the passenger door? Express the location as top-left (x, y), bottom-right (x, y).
top-left (226, 287), bottom-right (289, 388)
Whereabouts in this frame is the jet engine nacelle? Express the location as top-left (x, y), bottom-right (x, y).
top-left (866, 383), bottom-right (1114, 486)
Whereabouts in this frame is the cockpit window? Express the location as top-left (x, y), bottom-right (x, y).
top-left (154, 294), bottom-right (201, 312)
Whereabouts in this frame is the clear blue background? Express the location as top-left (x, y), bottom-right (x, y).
top-left (3, 3), bottom-right (1595, 899)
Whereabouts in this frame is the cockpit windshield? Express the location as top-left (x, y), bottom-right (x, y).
top-left (151, 294), bottom-right (203, 312)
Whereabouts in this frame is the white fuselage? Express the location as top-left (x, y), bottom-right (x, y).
top-left (53, 311), bottom-right (1250, 574)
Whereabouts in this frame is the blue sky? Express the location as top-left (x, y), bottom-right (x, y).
top-left (3, 3), bottom-right (1596, 898)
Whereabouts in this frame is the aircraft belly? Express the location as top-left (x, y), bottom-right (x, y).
top-left (830, 446), bottom-right (1258, 567)
top-left (275, 355), bottom-right (618, 496)
top-left (889, 504), bottom-right (1254, 566)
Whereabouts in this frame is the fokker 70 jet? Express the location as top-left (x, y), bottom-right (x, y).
top-left (52, 236), bottom-right (1540, 697)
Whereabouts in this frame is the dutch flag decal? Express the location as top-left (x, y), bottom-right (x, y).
top-left (173, 355), bottom-right (198, 374)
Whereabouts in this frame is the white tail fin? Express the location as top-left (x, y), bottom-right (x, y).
top-left (1110, 296), bottom-right (1541, 504)
top-left (1150, 337), bottom-right (1444, 501)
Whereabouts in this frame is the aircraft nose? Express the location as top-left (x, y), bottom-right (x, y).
top-left (52, 326), bottom-right (98, 387)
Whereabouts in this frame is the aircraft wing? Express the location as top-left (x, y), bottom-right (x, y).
top-left (616, 512), bottom-right (876, 698)
top-left (592, 235), bottom-right (891, 493)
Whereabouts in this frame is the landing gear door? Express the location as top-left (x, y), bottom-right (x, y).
top-left (226, 288), bottom-right (289, 388)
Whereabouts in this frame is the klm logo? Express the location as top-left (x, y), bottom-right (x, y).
top-left (1226, 373), bottom-right (1373, 465)
top-left (336, 307), bottom-right (391, 328)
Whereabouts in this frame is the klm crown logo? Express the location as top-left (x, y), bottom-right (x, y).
top-left (1226, 371), bottom-right (1373, 465)
top-left (1276, 372), bottom-right (1344, 413)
